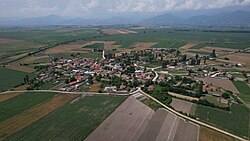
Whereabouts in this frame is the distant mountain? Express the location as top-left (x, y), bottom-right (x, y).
top-left (0, 10), bottom-right (249, 26)
top-left (142, 10), bottom-right (250, 26)
top-left (141, 14), bottom-right (183, 25)
top-left (185, 10), bottom-right (250, 26)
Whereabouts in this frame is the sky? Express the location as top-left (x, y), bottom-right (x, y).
top-left (0, 0), bottom-right (250, 18)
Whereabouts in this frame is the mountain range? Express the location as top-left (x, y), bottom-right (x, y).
top-left (0, 10), bottom-right (250, 26)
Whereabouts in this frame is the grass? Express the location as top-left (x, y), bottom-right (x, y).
top-left (6, 95), bottom-right (127, 141)
top-left (202, 96), bottom-right (228, 107)
top-left (195, 104), bottom-right (249, 138)
top-left (0, 92), bottom-right (56, 122)
top-left (0, 67), bottom-right (28, 91)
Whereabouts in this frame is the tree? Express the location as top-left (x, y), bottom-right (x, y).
top-left (195, 54), bottom-right (199, 59)
top-left (162, 61), bottom-right (167, 68)
top-left (211, 49), bottom-right (216, 58)
top-left (222, 92), bottom-right (230, 99)
top-left (182, 54), bottom-right (187, 62)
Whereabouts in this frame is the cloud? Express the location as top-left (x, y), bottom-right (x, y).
top-left (0, 0), bottom-right (249, 17)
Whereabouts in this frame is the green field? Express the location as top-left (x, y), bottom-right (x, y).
top-left (0, 67), bottom-right (28, 91)
top-left (233, 81), bottom-right (250, 109)
top-left (0, 28), bottom-right (99, 58)
top-left (84, 43), bottom-right (104, 49)
top-left (0, 92), bottom-right (56, 122)
top-left (80, 52), bottom-right (102, 59)
top-left (195, 104), bottom-right (249, 138)
top-left (6, 95), bottom-right (127, 141)
top-left (93, 29), bottom-right (250, 49)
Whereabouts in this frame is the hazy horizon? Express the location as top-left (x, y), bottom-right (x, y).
top-left (0, 0), bottom-right (250, 19)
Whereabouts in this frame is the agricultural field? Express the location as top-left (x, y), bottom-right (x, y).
top-left (93, 29), bottom-right (250, 49)
top-left (0, 67), bottom-right (28, 91)
top-left (195, 104), bottom-right (249, 138)
top-left (0, 94), bottom-right (79, 140)
top-left (199, 126), bottom-right (239, 141)
top-left (233, 81), bottom-right (250, 109)
top-left (101, 28), bottom-right (137, 35)
top-left (170, 98), bottom-right (196, 115)
top-left (0, 92), bottom-right (56, 122)
top-left (5, 95), bottom-right (127, 141)
top-left (86, 97), bottom-right (199, 141)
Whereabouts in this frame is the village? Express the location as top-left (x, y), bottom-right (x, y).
top-left (23, 47), bottom-right (248, 113)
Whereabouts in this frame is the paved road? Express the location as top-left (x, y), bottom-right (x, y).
top-left (131, 88), bottom-right (248, 141)
top-left (0, 90), bottom-right (130, 96)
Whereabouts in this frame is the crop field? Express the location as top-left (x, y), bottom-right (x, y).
top-left (170, 98), bottom-right (196, 115)
top-left (0, 92), bottom-right (56, 123)
top-left (219, 53), bottom-right (250, 66)
top-left (0, 92), bottom-right (23, 102)
top-left (86, 97), bottom-right (155, 141)
top-left (233, 81), bottom-right (250, 109)
top-left (0, 67), bottom-right (28, 91)
top-left (199, 126), bottom-right (239, 141)
top-left (0, 94), bottom-right (79, 140)
top-left (5, 95), bottom-right (127, 141)
top-left (87, 97), bottom-right (199, 141)
top-left (101, 28), bottom-right (137, 35)
top-left (195, 104), bottom-right (249, 138)
top-left (93, 29), bottom-right (250, 49)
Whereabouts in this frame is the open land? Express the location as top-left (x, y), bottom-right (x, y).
top-left (0, 67), bottom-right (29, 91)
top-left (197, 77), bottom-right (239, 93)
top-left (101, 28), bottom-right (137, 35)
top-left (199, 126), bottom-right (239, 141)
top-left (195, 104), bottom-right (249, 138)
top-left (0, 94), bottom-right (79, 140)
top-left (0, 92), bottom-right (56, 122)
top-left (170, 98), bottom-right (196, 115)
top-left (86, 97), bottom-right (199, 141)
top-left (5, 95), bottom-right (127, 141)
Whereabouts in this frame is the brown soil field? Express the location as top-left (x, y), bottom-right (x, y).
top-left (0, 38), bottom-right (20, 43)
top-left (102, 29), bottom-right (137, 35)
top-left (219, 53), bottom-right (250, 66)
top-left (199, 126), bottom-right (238, 141)
top-left (180, 42), bottom-right (200, 50)
top-left (14, 85), bottom-right (30, 91)
top-left (7, 63), bottom-right (35, 73)
top-left (0, 92), bottom-right (23, 102)
top-left (139, 109), bottom-right (199, 141)
top-left (0, 94), bottom-right (79, 140)
top-left (133, 42), bottom-right (158, 50)
top-left (89, 83), bottom-right (101, 92)
top-left (45, 42), bottom-right (89, 54)
top-left (197, 77), bottom-right (239, 93)
top-left (104, 41), bottom-right (121, 51)
top-left (168, 92), bottom-right (199, 101)
top-left (20, 55), bottom-right (49, 64)
top-left (170, 98), bottom-right (195, 115)
top-left (204, 47), bottom-right (239, 52)
top-left (85, 97), bottom-right (155, 141)
top-left (86, 99), bottom-right (199, 141)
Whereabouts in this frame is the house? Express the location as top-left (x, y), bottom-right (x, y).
top-left (104, 86), bottom-right (117, 92)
